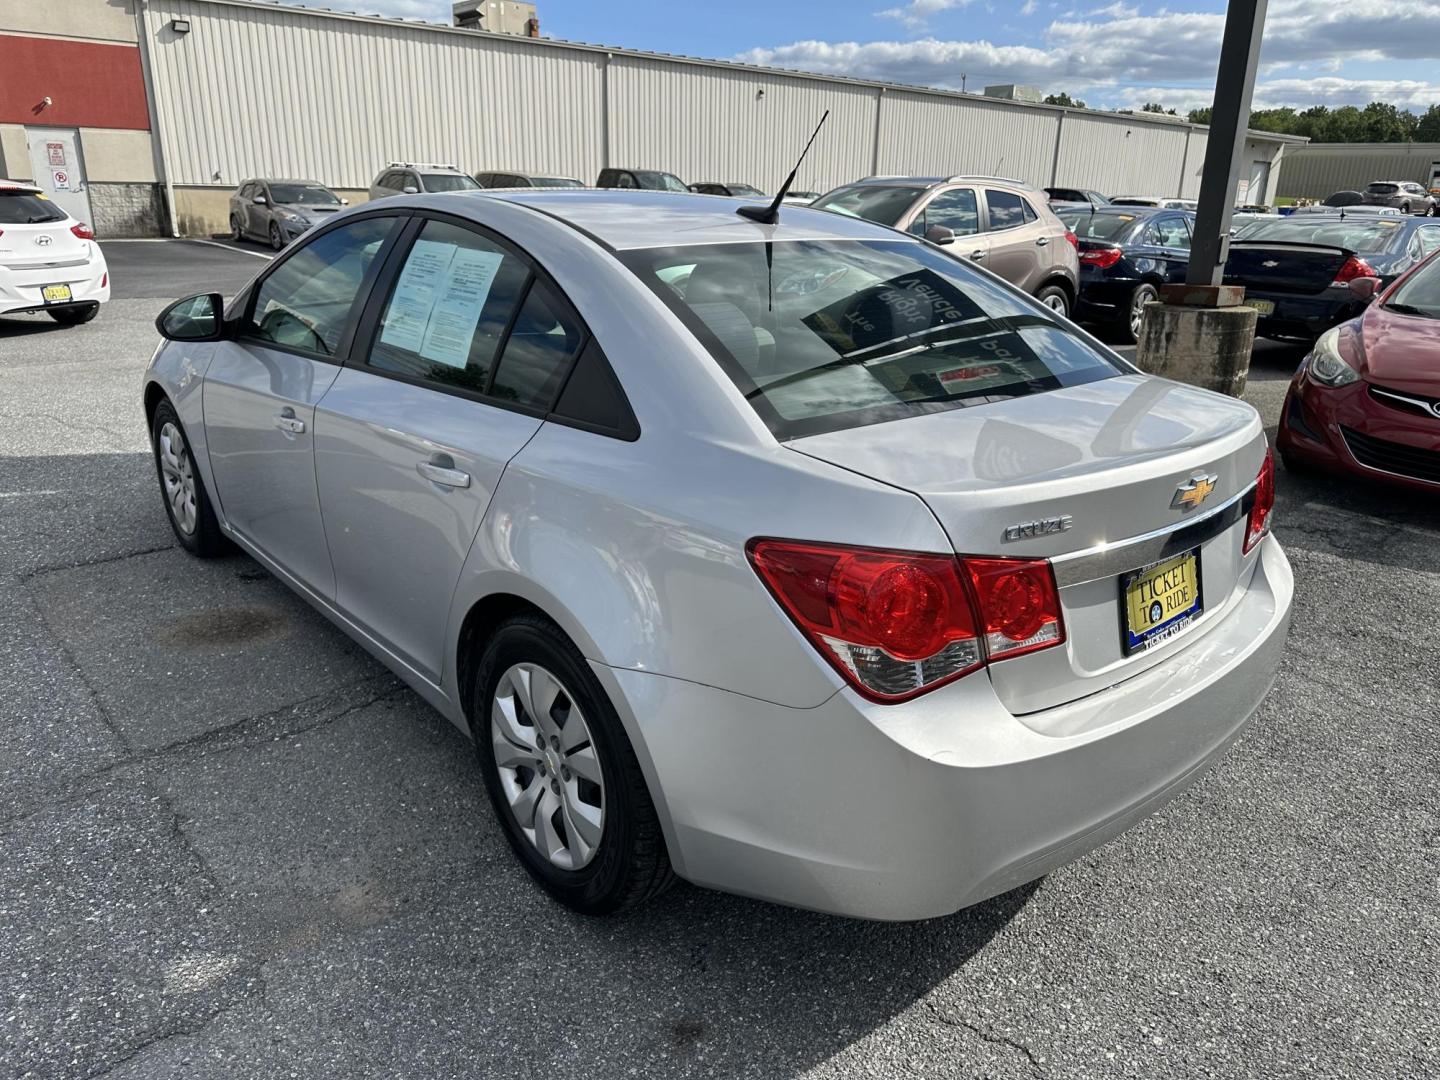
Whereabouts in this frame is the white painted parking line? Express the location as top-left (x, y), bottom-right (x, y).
top-left (0, 490), bottom-right (63, 499)
top-left (102, 238), bottom-right (274, 261)
top-left (184, 239), bottom-right (274, 261)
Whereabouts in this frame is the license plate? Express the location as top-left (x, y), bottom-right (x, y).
top-left (1120, 549), bottom-right (1203, 655)
top-left (1248, 299), bottom-right (1275, 316)
top-left (41, 284), bottom-right (73, 304)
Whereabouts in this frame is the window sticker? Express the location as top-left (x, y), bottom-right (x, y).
top-left (379, 240), bottom-right (505, 369)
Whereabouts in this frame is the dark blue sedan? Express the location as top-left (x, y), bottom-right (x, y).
top-left (1054, 206), bottom-right (1196, 343)
top-left (1226, 212), bottom-right (1440, 341)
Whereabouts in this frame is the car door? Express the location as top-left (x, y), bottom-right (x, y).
top-left (980, 188), bottom-right (1046, 290)
top-left (909, 186), bottom-right (988, 264)
top-left (313, 214), bottom-right (587, 682)
top-left (203, 214), bottom-right (402, 597)
top-left (1150, 213), bottom-right (1192, 283)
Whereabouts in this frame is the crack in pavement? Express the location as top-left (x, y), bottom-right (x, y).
top-left (926, 1000), bottom-right (1049, 1079)
top-left (18, 542), bottom-right (176, 581)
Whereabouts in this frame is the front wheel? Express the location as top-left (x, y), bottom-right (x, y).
top-left (47, 303), bottom-right (98, 326)
top-left (473, 614), bottom-right (675, 915)
top-left (1400, 203), bottom-right (1411, 215)
top-left (1427, 203), bottom-right (1438, 217)
top-left (230, 215), bottom-right (243, 242)
top-left (1124, 283), bottom-right (1159, 344)
top-left (269, 223), bottom-right (284, 251)
top-left (151, 399), bottom-right (229, 557)
top-left (1035, 284), bottom-right (1070, 318)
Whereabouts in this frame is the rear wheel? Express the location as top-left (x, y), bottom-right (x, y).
top-left (1428, 203), bottom-right (1438, 217)
top-left (1124, 283), bottom-right (1158, 344)
top-left (47, 303), bottom-right (98, 326)
top-left (230, 215), bottom-right (243, 242)
top-left (473, 614), bottom-right (674, 915)
top-left (1035, 284), bottom-right (1070, 318)
top-left (269, 222), bottom-right (284, 251)
top-left (1400, 202), bottom-right (1411, 215)
top-left (151, 399), bottom-right (229, 557)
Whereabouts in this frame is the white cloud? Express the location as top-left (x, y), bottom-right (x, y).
top-left (1123, 78), bottom-right (1440, 114)
top-left (739, 0), bottom-right (1440, 109)
top-left (1020, 0), bottom-right (1038, 14)
top-left (876, 0), bottom-right (971, 30)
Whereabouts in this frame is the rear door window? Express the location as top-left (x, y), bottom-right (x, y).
top-left (984, 189), bottom-right (1027, 231)
top-left (364, 219), bottom-right (531, 395)
top-left (245, 216), bottom-right (397, 358)
top-left (1154, 216), bottom-right (1190, 248)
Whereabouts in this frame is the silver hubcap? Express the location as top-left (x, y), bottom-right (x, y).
top-left (1043, 293), bottom-right (1067, 314)
top-left (1130, 290), bottom-right (1152, 337)
top-left (158, 422), bottom-right (198, 535)
top-left (490, 663), bottom-right (604, 870)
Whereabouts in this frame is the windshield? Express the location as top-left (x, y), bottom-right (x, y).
top-left (1233, 217), bottom-right (1402, 253)
top-left (1056, 210), bottom-right (1140, 240)
top-left (729, 184), bottom-right (766, 197)
top-left (810, 185), bottom-right (921, 228)
top-left (633, 171), bottom-right (688, 192)
top-left (1385, 254), bottom-right (1440, 319)
top-left (531, 177), bottom-right (583, 188)
top-left (0, 191), bottom-right (68, 224)
top-left (621, 239), bottom-right (1126, 439)
top-left (422, 173), bottom-right (480, 192)
top-left (269, 183), bottom-right (341, 206)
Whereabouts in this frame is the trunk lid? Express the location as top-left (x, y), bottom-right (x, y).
top-left (788, 374), bottom-right (1268, 715)
top-left (0, 219), bottom-right (89, 271)
top-left (1223, 242), bottom-right (1351, 295)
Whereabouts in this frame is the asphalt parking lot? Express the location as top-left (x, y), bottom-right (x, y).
top-left (2, 239), bottom-right (1437, 1080)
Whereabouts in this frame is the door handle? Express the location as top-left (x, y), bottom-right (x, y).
top-left (273, 409), bottom-right (306, 434)
top-left (417, 454), bottom-right (470, 489)
top-left (969, 249), bottom-right (986, 260)
top-left (1035, 236), bottom-right (1050, 246)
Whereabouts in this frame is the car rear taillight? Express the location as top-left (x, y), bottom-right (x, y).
top-left (71, 222), bottom-right (95, 241)
top-left (1063, 229), bottom-right (1079, 250)
top-left (1333, 255), bottom-right (1376, 284)
top-left (747, 539), bottom-right (1064, 702)
top-left (1079, 246), bottom-right (1123, 269)
top-left (1243, 449), bottom-right (1275, 555)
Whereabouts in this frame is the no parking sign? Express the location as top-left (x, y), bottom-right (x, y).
top-left (51, 168), bottom-right (69, 190)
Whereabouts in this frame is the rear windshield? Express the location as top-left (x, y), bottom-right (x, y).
top-left (269, 183), bottom-right (340, 205)
top-left (530, 177), bottom-right (583, 188)
top-left (729, 184), bottom-right (766, 197)
top-left (622, 239), bottom-right (1126, 439)
top-left (1056, 210), bottom-right (1140, 240)
top-left (422, 173), bottom-right (480, 192)
top-left (810, 185), bottom-right (921, 228)
top-left (1232, 217), bottom-right (1402, 253)
top-left (0, 191), bottom-right (67, 224)
top-left (1366, 183), bottom-right (1399, 195)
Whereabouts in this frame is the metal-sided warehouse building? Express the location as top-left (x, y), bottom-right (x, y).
top-left (1, 0), bottom-right (1307, 238)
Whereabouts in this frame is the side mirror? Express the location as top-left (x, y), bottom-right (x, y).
top-left (252, 195), bottom-right (267, 205)
top-left (340, 197), bottom-right (349, 205)
top-left (156, 293), bottom-right (226, 342)
top-left (1347, 276), bottom-right (1382, 301)
top-left (402, 185), bottom-right (419, 195)
top-left (925, 225), bottom-right (956, 245)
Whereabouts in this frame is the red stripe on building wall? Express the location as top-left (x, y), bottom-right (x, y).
top-left (0, 35), bottom-right (150, 130)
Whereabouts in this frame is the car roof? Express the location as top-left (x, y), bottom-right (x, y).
top-left (0, 179), bottom-right (43, 194)
top-left (1056, 204), bottom-right (1166, 216)
top-left (848, 175), bottom-right (1037, 190)
top-left (473, 189), bottom-right (923, 250)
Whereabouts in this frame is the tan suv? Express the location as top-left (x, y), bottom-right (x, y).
top-left (810, 175), bottom-right (1080, 315)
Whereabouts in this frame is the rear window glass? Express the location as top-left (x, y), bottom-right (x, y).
top-left (422, 173), bottom-right (480, 192)
top-left (1232, 218), bottom-right (1402, 253)
top-left (1056, 210), bottom-right (1139, 240)
top-left (0, 191), bottom-right (67, 224)
top-left (1366, 183), bottom-right (1399, 194)
top-left (811, 185), bottom-right (921, 228)
top-left (621, 239), bottom-right (1126, 440)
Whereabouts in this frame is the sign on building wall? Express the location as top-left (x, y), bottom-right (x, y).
top-left (46, 142), bottom-right (66, 167)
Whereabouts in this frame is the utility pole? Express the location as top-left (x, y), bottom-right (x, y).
top-left (1186, 0), bottom-right (1268, 286)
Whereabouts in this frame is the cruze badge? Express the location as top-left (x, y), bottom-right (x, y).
top-left (1003, 515), bottom-right (1074, 543)
top-left (1172, 473), bottom-right (1218, 511)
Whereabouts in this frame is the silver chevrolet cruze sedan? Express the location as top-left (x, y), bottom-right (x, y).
top-left (143, 190), bottom-right (1292, 920)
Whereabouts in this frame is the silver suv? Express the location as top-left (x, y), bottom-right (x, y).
top-left (369, 162), bottom-right (479, 200)
top-left (811, 176), bottom-right (1080, 315)
top-left (1362, 180), bottom-right (1437, 216)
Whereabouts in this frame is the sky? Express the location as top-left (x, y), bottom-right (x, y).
top-left (307, 0), bottom-right (1440, 114)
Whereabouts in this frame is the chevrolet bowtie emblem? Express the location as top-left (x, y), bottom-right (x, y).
top-left (1172, 473), bottom-right (1218, 511)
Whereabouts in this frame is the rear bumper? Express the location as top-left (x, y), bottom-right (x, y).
top-left (0, 251), bottom-right (109, 316)
top-left (1249, 288), bottom-right (1363, 340)
top-left (601, 536), bottom-right (1293, 920)
top-left (1074, 274), bottom-right (1139, 322)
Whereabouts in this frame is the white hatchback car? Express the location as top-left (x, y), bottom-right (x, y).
top-left (0, 180), bottom-right (109, 325)
top-left (142, 190), bottom-right (1291, 921)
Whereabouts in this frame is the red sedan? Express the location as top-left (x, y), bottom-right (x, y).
top-left (1278, 250), bottom-right (1440, 491)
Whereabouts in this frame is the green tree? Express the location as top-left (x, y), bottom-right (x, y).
top-left (1417, 104), bottom-right (1440, 142)
top-left (1043, 91), bottom-right (1087, 109)
top-left (1187, 106), bottom-right (1213, 125)
top-left (1360, 101), bottom-right (1416, 142)
top-left (1327, 105), bottom-right (1368, 142)
top-left (1141, 102), bottom-right (1177, 115)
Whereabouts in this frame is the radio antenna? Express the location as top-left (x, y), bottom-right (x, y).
top-left (738, 110), bottom-right (830, 225)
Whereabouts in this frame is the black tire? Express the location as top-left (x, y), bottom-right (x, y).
top-left (1035, 283), bottom-right (1070, 318)
top-left (1428, 203), bottom-right (1438, 218)
top-left (47, 303), bottom-right (99, 326)
top-left (150, 398), bottom-right (230, 557)
top-left (1121, 283), bottom-right (1159, 345)
top-left (1400, 203), bottom-right (1411, 215)
top-left (269, 223), bottom-right (284, 251)
top-left (472, 614), bottom-right (675, 915)
top-left (230, 215), bottom-right (244, 242)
